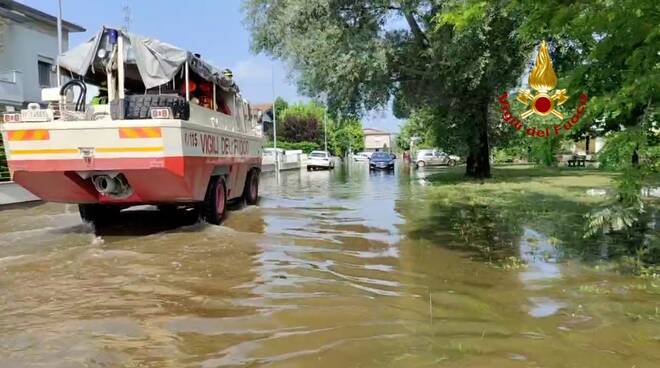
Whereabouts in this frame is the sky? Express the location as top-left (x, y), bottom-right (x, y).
top-left (18, 0), bottom-right (403, 132)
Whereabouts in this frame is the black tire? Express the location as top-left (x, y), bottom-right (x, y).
top-left (417, 160), bottom-right (426, 167)
top-left (448, 159), bottom-right (457, 167)
top-left (124, 94), bottom-right (190, 120)
top-left (243, 170), bottom-right (259, 205)
top-left (78, 204), bottom-right (120, 225)
top-left (202, 176), bottom-right (227, 225)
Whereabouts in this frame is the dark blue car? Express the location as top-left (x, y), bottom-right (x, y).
top-left (369, 152), bottom-right (395, 170)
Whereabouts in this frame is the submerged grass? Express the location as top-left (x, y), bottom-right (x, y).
top-left (405, 165), bottom-right (657, 273)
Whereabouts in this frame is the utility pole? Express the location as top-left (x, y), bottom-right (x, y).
top-left (271, 63), bottom-right (279, 173)
top-left (122, 1), bottom-right (131, 32)
top-left (324, 108), bottom-right (328, 152)
top-left (56, 0), bottom-right (62, 87)
top-left (322, 92), bottom-right (328, 152)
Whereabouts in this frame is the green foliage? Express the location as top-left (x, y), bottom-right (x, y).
top-left (273, 97), bottom-right (288, 123)
top-left (513, 1), bottom-right (660, 229)
top-left (512, 0), bottom-right (658, 136)
top-left (529, 136), bottom-right (560, 167)
top-left (598, 128), bottom-right (659, 171)
top-left (278, 101), bottom-right (325, 144)
top-left (244, 0), bottom-right (529, 177)
top-left (396, 108), bottom-right (438, 151)
top-left (276, 141), bottom-right (320, 153)
top-left (329, 119), bottom-right (364, 157)
top-left (269, 97), bottom-right (365, 156)
top-left (492, 146), bottom-right (526, 164)
top-left (436, 1), bottom-right (488, 31)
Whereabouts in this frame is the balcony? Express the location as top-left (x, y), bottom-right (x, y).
top-left (0, 70), bottom-right (24, 106)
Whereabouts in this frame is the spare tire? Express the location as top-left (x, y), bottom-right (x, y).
top-left (123, 95), bottom-right (190, 120)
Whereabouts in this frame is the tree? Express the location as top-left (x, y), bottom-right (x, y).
top-left (278, 102), bottom-right (325, 144)
top-left (511, 0), bottom-right (658, 240)
top-left (273, 97), bottom-right (288, 124)
top-left (244, 0), bottom-right (528, 178)
top-left (329, 119), bottom-right (365, 157)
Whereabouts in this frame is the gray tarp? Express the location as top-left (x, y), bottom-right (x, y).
top-left (59, 27), bottom-right (237, 91)
top-left (128, 33), bottom-right (187, 89)
top-left (58, 29), bottom-right (102, 77)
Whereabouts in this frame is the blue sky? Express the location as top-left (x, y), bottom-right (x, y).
top-left (19, 0), bottom-right (402, 132)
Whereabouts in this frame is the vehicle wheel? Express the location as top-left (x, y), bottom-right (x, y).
top-left (78, 204), bottom-right (120, 225)
top-left (417, 160), bottom-right (426, 167)
top-left (448, 159), bottom-right (457, 167)
top-left (307, 166), bottom-right (311, 171)
top-left (202, 176), bottom-right (226, 225)
top-left (243, 169), bottom-right (260, 205)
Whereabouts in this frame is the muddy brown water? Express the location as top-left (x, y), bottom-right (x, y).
top-left (0, 164), bottom-right (658, 367)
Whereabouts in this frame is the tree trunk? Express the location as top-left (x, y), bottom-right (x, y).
top-left (466, 150), bottom-right (477, 176)
top-left (465, 104), bottom-right (491, 179)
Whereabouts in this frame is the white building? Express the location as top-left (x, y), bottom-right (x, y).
top-left (363, 128), bottom-right (392, 152)
top-left (0, 0), bottom-right (84, 111)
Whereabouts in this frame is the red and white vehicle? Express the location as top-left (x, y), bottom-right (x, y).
top-left (1, 28), bottom-right (264, 225)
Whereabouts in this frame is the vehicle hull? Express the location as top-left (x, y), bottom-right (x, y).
top-left (2, 117), bottom-right (263, 205)
top-left (10, 156), bottom-right (261, 204)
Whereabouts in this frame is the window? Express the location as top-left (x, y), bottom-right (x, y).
top-left (38, 60), bottom-right (52, 87)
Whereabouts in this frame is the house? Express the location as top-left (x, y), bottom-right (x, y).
top-left (253, 102), bottom-right (273, 137)
top-left (363, 128), bottom-right (392, 152)
top-left (0, 0), bottom-right (85, 111)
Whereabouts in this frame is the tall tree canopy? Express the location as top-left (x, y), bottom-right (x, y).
top-left (245, 0), bottom-right (657, 178)
top-left (244, 0), bottom-right (527, 178)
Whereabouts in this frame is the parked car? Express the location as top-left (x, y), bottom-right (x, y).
top-left (369, 151), bottom-right (395, 170)
top-left (353, 152), bottom-right (370, 162)
top-left (415, 149), bottom-right (458, 167)
top-left (307, 151), bottom-right (334, 170)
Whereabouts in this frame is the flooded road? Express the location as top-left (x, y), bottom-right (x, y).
top-left (0, 163), bottom-right (658, 367)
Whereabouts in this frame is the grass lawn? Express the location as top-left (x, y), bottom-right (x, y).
top-left (404, 165), bottom-right (657, 272)
top-left (426, 165), bottom-right (618, 207)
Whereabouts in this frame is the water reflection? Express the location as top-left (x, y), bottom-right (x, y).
top-left (518, 228), bottom-right (566, 317)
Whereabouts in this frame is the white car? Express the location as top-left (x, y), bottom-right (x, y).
top-left (415, 149), bottom-right (459, 167)
top-left (307, 151), bottom-right (334, 170)
top-left (353, 152), bottom-right (370, 162)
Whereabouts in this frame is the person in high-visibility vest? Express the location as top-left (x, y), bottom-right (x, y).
top-left (91, 81), bottom-right (108, 105)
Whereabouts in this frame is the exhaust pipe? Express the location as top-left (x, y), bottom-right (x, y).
top-left (92, 174), bottom-right (131, 197)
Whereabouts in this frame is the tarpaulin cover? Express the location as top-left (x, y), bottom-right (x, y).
top-left (59, 27), bottom-right (238, 92)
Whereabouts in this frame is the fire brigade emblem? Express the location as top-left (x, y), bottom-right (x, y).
top-left (516, 41), bottom-right (568, 120)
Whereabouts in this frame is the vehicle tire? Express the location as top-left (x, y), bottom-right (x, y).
top-left (243, 169), bottom-right (259, 205)
top-left (448, 159), bottom-right (457, 167)
top-left (78, 204), bottom-right (120, 225)
top-left (202, 176), bottom-right (227, 225)
top-left (417, 160), bottom-right (426, 167)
